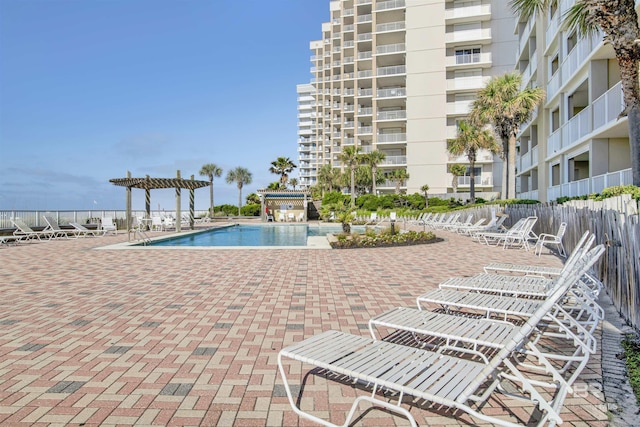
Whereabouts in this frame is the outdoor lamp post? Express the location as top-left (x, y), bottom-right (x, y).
top-left (390, 211), bottom-right (397, 235)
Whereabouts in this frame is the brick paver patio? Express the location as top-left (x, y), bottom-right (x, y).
top-left (0, 225), bottom-right (612, 426)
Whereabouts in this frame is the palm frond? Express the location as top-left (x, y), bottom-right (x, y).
top-left (562, 2), bottom-right (597, 37)
top-left (509, 0), bottom-right (551, 21)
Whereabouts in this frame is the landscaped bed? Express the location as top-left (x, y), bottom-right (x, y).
top-left (328, 226), bottom-right (442, 249)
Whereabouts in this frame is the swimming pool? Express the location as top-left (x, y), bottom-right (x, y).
top-left (147, 224), bottom-right (351, 247)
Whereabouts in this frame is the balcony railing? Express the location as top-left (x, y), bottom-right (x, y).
top-left (455, 176), bottom-right (493, 187)
top-left (446, 52), bottom-right (491, 67)
top-left (377, 133), bottom-right (406, 143)
top-left (359, 106), bottom-right (373, 115)
top-left (377, 110), bottom-right (406, 120)
top-left (376, 0), bottom-right (405, 11)
top-left (376, 87), bottom-right (406, 98)
top-left (376, 43), bottom-right (406, 55)
top-left (376, 21), bottom-right (405, 33)
top-left (358, 88), bottom-right (373, 96)
top-left (547, 168), bottom-right (633, 200)
top-left (380, 155), bottom-right (407, 165)
top-left (445, 28), bottom-right (491, 43)
top-left (358, 70), bottom-right (373, 78)
top-left (358, 126), bottom-right (373, 134)
top-left (444, 4), bottom-right (491, 21)
top-left (357, 14), bottom-right (372, 23)
top-left (357, 32), bottom-right (373, 41)
top-left (519, 145), bottom-right (538, 171)
top-left (358, 51), bottom-right (373, 60)
top-left (377, 65), bottom-right (406, 76)
top-left (547, 82), bottom-right (623, 157)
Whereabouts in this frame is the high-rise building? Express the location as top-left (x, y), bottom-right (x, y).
top-left (297, 0), bottom-right (517, 196)
top-left (514, 1), bottom-right (633, 202)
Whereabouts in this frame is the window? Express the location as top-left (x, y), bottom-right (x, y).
top-left (455, 47), bottom-right (481, 64)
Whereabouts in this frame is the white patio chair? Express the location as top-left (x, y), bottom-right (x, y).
top-left (151, 216), bottom-right (164, 231)
top-left (288, 212), bottom-right (295, 222)
top-left (535, 222), bottom-right (567, 257)
top-left (101, 217), bottom-right (117, 235)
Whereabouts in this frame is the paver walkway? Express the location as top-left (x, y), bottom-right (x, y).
top-left (0, 226), bottom-right (617, 426)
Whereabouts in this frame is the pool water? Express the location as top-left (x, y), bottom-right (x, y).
top-left (148, 224), bottom-right (350, 247)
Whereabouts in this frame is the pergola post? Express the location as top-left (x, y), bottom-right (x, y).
top-left (189, 175), bottom-right (195, 230)
top-left (176, 170), bottom-right (182, 233)
top-left (145, 175), bottom-right (151, 225)
top-left (126, 171), bottom-right (132, 241)
top-left (261, 196), bottom-right (265, 222)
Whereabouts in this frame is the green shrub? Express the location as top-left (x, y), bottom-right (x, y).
top-left (240, 204), bottom-right (261, 216)
top-left (330, 228), bottom-right (440, 249)
top-left (598, 185), bottom-right (640, 200)
top-left (217, 204), bottom-right (239, 215)
top-left (322, 191), bottom-right (350, 205)
top-left (622, 334), bottom-right (640, 404)
top-left (356, 194), bottom-right (380, 211)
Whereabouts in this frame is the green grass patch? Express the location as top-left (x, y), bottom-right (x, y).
top-left (621, 334), bottom-right (640, 405)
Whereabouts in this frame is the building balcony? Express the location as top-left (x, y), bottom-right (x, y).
top-left (518, 145), bottom-right (538, 172)
top-left (375, 21), bottom-right (405, 33)
top-left (453, 176), bottom-right (493, 187)
top-left (447, 152), bottom-right (494, 164)
top-left (376, 43), bottom-right (406, 55)
top-left (444, 4), bottom-right (491, 24)
top-left (359, 106), bottom-right (373, 115)
top-left (547, 168), bottom-right (632, 200)
top-left (380, 155), bottom-right (407, 166)
top-left (358, 126), bottom-right (373, 134)
top-left (446, 75), bottom-right (491, 92)
top-left (358, 32), bottom-right (373, 42)
top-left (377, 133), bottom-right (406, 144)
top-left (446, 100), bottom-right (473, 116)
top-left (358, 88), bottom-right (373, 97)
top-left (376, 65), bottom-right (406, 76)
top-left (358, 69), bottom-right (373, 78)
top-left (445, 52), bottom-right (492, 69)
top-left (445, 28), bottom-right (492, 45)
top-left (357, 13), bottom-right (372, 23)
top-left (376, 87), bottom-right (406, 98)
top-left (376, 0), bottom-right (405, 12)
top-left (547, 81), bottom-right (623, 157)
top-left (377, 110), bottom-right (406, 120)
top-left (358, 51), bottom-right (373, 60)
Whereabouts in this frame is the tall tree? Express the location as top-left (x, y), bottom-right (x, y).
top-left (470, 72), bottom-right (544, 199)
top-left (338, 146), bottom-right (362, 206)
top-left (449, 164), bottom-right (467, 193)
top-left (269, 157), bottom-right (297, 187)
top-left (226, 167), bottom-right (253, 216)
top-left (389, 169), bottom-right (409, 194)
top-left (510, 0), bottom-right (640, 186)
top-left (447, 120), bottom-right (501, 203)
top-left (289, 177), bottom-right (299, 190)
top-left (199, 163), bottom-right (223, 217)
top-left (317, 164), bottom-right (338, 195)
top-left (362, 150), bottom-right (386, 195)
top-left (420, 184), bottom-right (430, 208)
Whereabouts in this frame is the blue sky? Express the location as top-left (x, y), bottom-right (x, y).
top-left (0, 0), bottom-right (328, 211)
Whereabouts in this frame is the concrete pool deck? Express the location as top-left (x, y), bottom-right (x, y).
top-left (0, 224), bottom-right (633, 426)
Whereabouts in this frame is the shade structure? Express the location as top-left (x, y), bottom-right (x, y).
top-left (257, 189), bottom-right (310, 222)
top-left (110, 171), bottom-right (209, 236)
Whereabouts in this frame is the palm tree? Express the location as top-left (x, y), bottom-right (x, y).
top-left (449, 164), bottom-right (467, 193)
top-left (338, 146), bottom-right (362, 206)
top-left (389, 169), bottom-right (409, 194)
top-left (447, 120), bottom-right (501, 203)
top-left (511, 0), bottom-right (640, 186)
top-left (246, 193), bottom-right (260, 205)
top-left (269, 157), bottom-right (297, 187)
top-left (470, 72), bottom-right (544, 199)
top-left (289, 177), bottom-right (299, 190)
top-left (226, 167), bottom-right (253, 216)
top-left (317, 165), bottom-right (338, 195)
top-left (199, 163), bottom-right (223, 217)
top-left (420, 184), bottom-right (430, 208)
top-left (362, 150), bottom-right (386, 195)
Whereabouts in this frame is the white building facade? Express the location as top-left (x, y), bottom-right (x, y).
top-left (297, 0), bottom-right (518, 195)
top-left (515, 0), bottom-right (633, 202)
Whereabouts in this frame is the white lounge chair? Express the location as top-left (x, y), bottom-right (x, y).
top-left (11, 218), bottom-right (56, 241)
top-left (69, 222), bottom-right (107, 237)
top-left (278, 257), bottom-right (590, 427)
top-left (43, 215), bottom-right (77, 239)
top-left (101, 217), bottom-right (117, 235)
